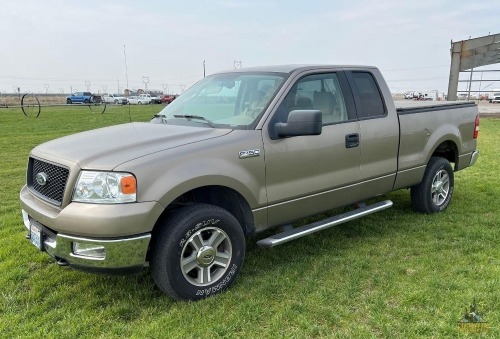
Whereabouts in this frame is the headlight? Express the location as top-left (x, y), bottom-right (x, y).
top-left (72, 171), bottom-right (136, 203)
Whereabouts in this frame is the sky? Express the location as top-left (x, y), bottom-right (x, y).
top-left (0, 0), bottom-right (498, 95)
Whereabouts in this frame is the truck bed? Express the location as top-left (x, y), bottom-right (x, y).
top-left (394, 100), bottom-right (476, 114)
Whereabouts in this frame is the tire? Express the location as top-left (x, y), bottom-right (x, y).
top-left (151, 204), bottom-right (245, 300)
top-left (83, 99), bottom-right (89, 104)
top-left (66, 99), bottom-right (72, 104)
top-left (138, 101), bottom-right (142, 105)
top-left (114, 99), bottom-right (118, 104)
top-left (411, 157), bottom-right (454, 213)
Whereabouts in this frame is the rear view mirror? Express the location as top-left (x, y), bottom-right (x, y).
top-left (275, 110), bottom-right (322, 137)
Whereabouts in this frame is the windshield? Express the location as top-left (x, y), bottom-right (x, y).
top-left (158, 72), bottom-right (286, 129)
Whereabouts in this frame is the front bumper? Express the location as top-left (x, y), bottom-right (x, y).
top-left (19, 183), bottom-right (163, 274)
top-left (22, 210), bottom-right (151, 274)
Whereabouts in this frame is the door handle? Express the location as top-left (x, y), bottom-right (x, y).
top-left (345, 133), bottom-right (359, 148)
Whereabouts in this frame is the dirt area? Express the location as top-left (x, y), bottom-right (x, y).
top-left (476, 100), bottom-right (500, 117)
top-left (0, 94), bottom-right (66, 106)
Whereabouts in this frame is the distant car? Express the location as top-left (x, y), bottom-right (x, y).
top-left (139, 93), bottom-right (162, 104)
top-left (161, 95), bottom-right (176, 104)
top-left (489, 92), bottom-right (500, 103)
top-left (102, 94), bottom-right (126, 104)
top-left (66, 92), bottom-right (93, 104)
top-left (127, 96), bottom-right (150, 105)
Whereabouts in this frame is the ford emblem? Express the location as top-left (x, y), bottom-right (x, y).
top-left (35, 172), bottom-right (48, 186)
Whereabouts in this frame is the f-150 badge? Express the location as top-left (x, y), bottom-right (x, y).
top-left (239, 149), bottom-right (261, 159)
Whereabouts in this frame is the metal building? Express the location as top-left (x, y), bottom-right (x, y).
top-left (447, 33), bottom-right (500, 101)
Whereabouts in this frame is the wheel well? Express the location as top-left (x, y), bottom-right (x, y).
top-left (153, 186), bottom-right (255, 238)
top-left (431, 141), bottom-right (457, 167)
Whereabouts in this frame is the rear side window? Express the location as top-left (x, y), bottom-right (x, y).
top-left (351, 72), bottom-right (386, 118)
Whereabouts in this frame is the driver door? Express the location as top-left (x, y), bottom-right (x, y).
top-left (263, 71), bottom-right (361, 226)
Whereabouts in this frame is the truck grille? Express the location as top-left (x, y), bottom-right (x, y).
top-left (28, 157), bottom-right (69, 206)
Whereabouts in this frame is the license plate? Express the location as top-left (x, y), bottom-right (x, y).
top-left (30, 222), bottom-right (43, 251)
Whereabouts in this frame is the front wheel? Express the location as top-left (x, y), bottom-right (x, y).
top-left (66, 99), bottom-right (72, 104)
top-left (411, 157), bottom-right (454, 213)
top-left (151, 204), bottom-right (245, 300)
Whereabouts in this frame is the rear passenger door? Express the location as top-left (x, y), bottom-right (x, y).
top-left (263, 71), bottom-right (362, 226)
top-left (345, 70), bottom-right (399, 199)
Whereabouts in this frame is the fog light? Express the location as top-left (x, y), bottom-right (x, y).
top-left (72, 242), bottom-right (106, 259)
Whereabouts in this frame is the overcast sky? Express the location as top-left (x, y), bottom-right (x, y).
top-left (0, 0), bottom-right (498, 95)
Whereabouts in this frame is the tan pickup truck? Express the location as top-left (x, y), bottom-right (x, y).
top-left (20, 65), bottom-right (480, 300)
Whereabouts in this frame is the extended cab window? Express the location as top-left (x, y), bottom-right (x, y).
top-left (275, 73), bottom-right (348, 125)
top-left (351, 72), bottom-right (386, 118)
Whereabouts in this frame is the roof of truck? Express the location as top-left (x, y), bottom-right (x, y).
top-left (216, 64), bottom-right (378, 74)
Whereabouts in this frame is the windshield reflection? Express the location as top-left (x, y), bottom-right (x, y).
top-left (158, 72), bottom-right (285, 129)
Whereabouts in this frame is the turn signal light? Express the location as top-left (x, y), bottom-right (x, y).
top-left (121, 176), bottom-right (136, 194)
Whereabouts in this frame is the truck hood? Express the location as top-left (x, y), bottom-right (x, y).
top-left (32, 122), bottom-right (231, 170)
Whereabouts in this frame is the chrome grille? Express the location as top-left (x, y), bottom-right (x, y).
top-left (28, 157), bottom-right (69, 206)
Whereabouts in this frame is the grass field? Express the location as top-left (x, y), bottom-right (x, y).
top-left (1, 105), bottom-right (499, 338)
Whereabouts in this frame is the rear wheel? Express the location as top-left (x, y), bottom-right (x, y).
top-left (138, 101), bottom-right (142, 105)
top-left (411, 157), bottom-right (454, 213)
top-left (151, 204), bottom-right (245, 300)
top-left (83, 99), bottom-right (89, 104)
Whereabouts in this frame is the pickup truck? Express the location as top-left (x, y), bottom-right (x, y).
top-left (66, 92), bottom-right (93, 104)
top-left (20, 65), bottom-right (480, 300)
top-left (102, 94), bottom-right (126, 104)
top-left (139, 93), bottom-right (161, 104)
top-left (489, 91), bottom-right (500, 103)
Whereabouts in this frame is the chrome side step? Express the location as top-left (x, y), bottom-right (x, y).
top-left (256, 200), bottom-right (393, 248)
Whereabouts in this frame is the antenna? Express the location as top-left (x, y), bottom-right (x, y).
top-left (123, 44), bottom-right (131, 122)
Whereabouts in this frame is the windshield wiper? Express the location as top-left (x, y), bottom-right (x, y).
top-left (173, 114), bottom-right (215, 127)
top-left (152, 114), bottom-right (168, 124)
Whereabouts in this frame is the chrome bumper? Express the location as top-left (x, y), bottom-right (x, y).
top-left (22, 210), bottom-right (150, 273)
top-left (469, 150), bottom-right (480, 166)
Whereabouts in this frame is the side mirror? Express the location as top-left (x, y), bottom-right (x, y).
top-left (275, 110), bottom-right (322, 137)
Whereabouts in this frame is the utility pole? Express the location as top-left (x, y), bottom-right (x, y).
top-left (203, 60), bottom-right (206, 77)
top-left (123, 45), bottom-right (129, 96)
top-left (142, 76), bottom-right (150, 92)
top-left (44, 84), bottom-right (49, 94)
top-left (85, 81), bottom-right (91, 92)
top-left (162, 84), bottom-right (168, 94)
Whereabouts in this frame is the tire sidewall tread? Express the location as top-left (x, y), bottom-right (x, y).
top-left (151, 204), bottom-right (245, 300)
top-left (411, 157), bottom-right (454, 214)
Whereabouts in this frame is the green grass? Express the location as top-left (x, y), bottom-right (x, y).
top-left (1, 106), bottom-right (499, 338)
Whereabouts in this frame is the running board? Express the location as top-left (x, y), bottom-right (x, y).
top-left (257, 200), bottom-right (393, 248)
